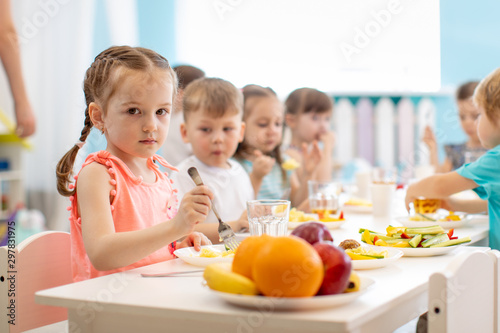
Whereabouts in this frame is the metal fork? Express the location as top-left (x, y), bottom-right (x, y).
top-left (187, 167), bottom-right (239, 251)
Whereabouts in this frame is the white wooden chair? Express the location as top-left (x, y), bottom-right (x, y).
top-left (428, 250), bottom-right (494, 333)
top-left (0, 231), bottom-right (71, 332)
top-left (488, 249), bottom-right (500, 333)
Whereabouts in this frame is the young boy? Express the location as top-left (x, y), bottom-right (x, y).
top-left (405, 68), bottom-right (500, 250)
top-left (171, 78), bottom-right (253, 243)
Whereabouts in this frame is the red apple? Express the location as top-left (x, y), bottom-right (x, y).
top-left (313, 241), bottom-right (352, 295)
top-left (290, 222), bottom-right (333, 245)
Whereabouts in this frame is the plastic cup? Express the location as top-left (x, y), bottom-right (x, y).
top-left (247, 200), bottom-right (290, 236)
top-left (371, 183), bottom-right (396, 218)
top-left (308, 180), bottom-right (340, 219)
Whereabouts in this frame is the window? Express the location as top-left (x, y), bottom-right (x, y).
top-left (176, 0), bottom-right (440, 96)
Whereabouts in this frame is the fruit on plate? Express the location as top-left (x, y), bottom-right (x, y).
top-left (344, 271), bottom-right (361, 293)
top-left (232, 235), bottom-right (271, 279)
top-left (289, 208), bottom-right (317, 222)
top-left (313, 241), bottom-right (352, 295)
top-left (291, 222), bottom-right (334, 245)
top-left (252, 236), bottom-right (324, 297)
top-left (204, 262), bottom-right (259, 296)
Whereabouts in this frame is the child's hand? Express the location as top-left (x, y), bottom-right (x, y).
top-left (231, 210), bottom-right (249, 232)
top-left (320, 131), bottom-right (336, 149)
top-left (405, 184), bottom-right (418, 212)
top-left (251, 150), bottom-right (275, 179)
top-left (422, 126), bottom-right (437, 152)
top-left (301, 141), bottom-right (322, 176)
top-left (175, 185), bottom-right (214, 234)
top-left (177, 232), bottom-right (212, 251)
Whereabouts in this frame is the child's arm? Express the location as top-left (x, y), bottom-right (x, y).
top-left (315, 131), bottom-right (335, 181)
top-left (422, 126), bottom-right (453, 173)
top-left (441, 197), bottom-right (488, 214)
top-left (290, 142), bottom-right (322, 207)
top-left (78, 163), bottom-right (213, 271)
top-left (193, 210), bottom-right (248, 244)
top-left (405, 171), bottom-right (478, 211)
top-left (248, 150), bottom-right (275, 195)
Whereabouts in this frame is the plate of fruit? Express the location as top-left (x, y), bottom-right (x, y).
top-left (359, 225), bottom-right (471, 257)
top-left (288, 208), bottom-right (346, 229)
top-left (339, 239), bottom-right (403, 270)
top-left (342, 198), bottom-right (373, 214)
top-left (396, 211), bottom-right (470, 229)
top-left (203, 233), bottom-right (374, 310)
top-left (174, 244), bottom-right (235, 267)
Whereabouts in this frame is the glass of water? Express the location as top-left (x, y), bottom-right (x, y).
top-left (247, 200), bottom-right (290, 236)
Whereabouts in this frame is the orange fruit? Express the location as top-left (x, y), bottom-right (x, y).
top-left (252, 236), bottom-right (324, 297)
top-left (232, 235), bottom-right (271, 280)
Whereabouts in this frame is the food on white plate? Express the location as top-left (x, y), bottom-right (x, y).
top-left (344, 246), bottom-right (388, 260)
top-left (197, 248), bottom-right (235, 258)
top-left (344, 198), bottom-right (372, 207)
top-left (338, 239), bottom-right (361, 250)
top-left (359, 225), bottom-right (471, 248)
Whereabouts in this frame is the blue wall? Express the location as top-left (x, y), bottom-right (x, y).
top-left (92, 0), bottom-right (177, 63)
top-left (440, 0), bottom-right (500, 87)
top-left (435, 0), bottom-right (500, 156)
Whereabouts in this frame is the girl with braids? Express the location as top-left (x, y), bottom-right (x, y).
top-left (234, 85), bottom-right (321, 207)
top-left (56, 46), bottom-right (212, 281)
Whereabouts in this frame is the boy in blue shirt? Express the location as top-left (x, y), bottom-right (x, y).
top-left (406, 68), bottom-right (500, 249)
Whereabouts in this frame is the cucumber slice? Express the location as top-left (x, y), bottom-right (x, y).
top-left (430, 236), bottom-right (472, 247)
top-left (406, 225), bottom-right (445, 235)
top-left (409, 234), bottom-right (422, 248)
top-left (421, 233), bottom-right (449, 248)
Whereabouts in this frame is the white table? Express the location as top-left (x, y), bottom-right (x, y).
top-left (36, 213), bottom-right (490, 333)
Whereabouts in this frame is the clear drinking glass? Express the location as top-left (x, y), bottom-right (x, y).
top-left (247, 200), bottom-right (290, 236)
top-left (307, 180), bottom-right (340, 219)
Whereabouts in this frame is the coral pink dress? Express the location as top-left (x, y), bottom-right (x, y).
top-left (68, 151), bottom-right (179, 281)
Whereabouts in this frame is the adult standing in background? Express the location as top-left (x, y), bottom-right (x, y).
top-left (162, 65), bottom-right (205, 167)
top-left (0, 0), bottom-right (36, 137)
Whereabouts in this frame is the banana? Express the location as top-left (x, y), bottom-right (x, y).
top-left (344, 270), bottom-right (361, 293)
top-left (204, 262), bottom-right (260, 296)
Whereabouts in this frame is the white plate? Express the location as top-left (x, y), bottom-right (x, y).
top-left (174, 244), bottom-right (233, 267)
top-left (208, 276), bottom-right (375, 311)
top-left (288, 220), bottom-right (346, 230)
top-left (351, 247), bottom-right (403, 270)
top-left (363, 243), bottom-right (465, 257)
top-left (395, 214), bottom-right (470, 229)
top-left (342, 204), bottom-right (372, 214)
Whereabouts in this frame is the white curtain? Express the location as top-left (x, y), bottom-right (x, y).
top-left (12, 0), bottom-right (139, 231)
top-left (9, 0), bottom-right (96, 230)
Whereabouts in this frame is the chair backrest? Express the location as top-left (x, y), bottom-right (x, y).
top-left (488, 249), bottom-right (500, 333)
top-left (0, 231), bottom-right (72, 333)
top-left (428, 250), bottom-right (494, 333)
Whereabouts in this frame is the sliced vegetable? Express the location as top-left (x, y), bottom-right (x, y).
top-left (421, 234), bottom-right (449, 248)
top-left (409, 234), bottom-right (422, 248)
top-left (406, 225), bottom-right (445, 235)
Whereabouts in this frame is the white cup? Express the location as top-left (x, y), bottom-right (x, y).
top-left (414, 165), bottom-right (435, 180)
top-left (247, 200), bottom-right (290, 236)
top-left (355, 171), bottom-right (372, 199)
top-left (371, 183), bottom-right (396, 218)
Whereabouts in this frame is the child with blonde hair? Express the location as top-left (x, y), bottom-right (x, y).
top-left (56, 46), bottom-right (212, 281)
top-left (234, 85), bottom-right (320, 207)
top-left (172, 78), bottom-right (251, 243)
top-left (423, 81), bottom-right (488, 172)
top-left (284, 87), bottom-right (335, 181)
top-left (406, 68), bottom-right (500, 249)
